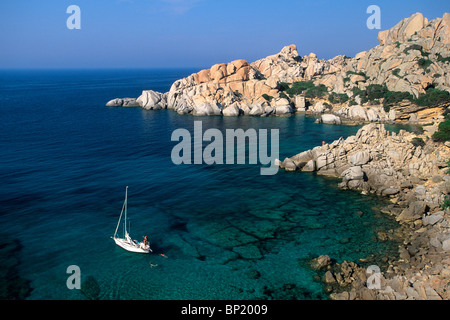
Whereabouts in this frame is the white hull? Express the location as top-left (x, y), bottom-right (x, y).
top-left (113, 187), bottom-right (152, 254)
top-left (113, 237), bottom-right (151, 254)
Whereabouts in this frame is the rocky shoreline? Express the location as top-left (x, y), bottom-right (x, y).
top-left (280, 123), bottom-right (450, 299)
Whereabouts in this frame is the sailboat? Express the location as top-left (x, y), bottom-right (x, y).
top-left (112, 186), bottom-right (152, 254)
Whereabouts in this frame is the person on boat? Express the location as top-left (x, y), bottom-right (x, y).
top-left (143, 235), bottom-right (149, 247)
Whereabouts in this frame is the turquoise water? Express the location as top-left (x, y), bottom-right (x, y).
top-left (0, 69), bottom-right (399, 300)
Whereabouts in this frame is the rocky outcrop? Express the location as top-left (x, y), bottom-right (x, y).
top-left (280, 123), bottom-right (449, 209)
top-left (313, 249), bottom-right (450, 300)
top-left (331, 12), bottom-right (450, 97)
top-left (377, 12), bottom-right (450, 47)
top-left (136, 90), bottom-right (168, 110)
top-left (280, 124), bottom-right (450, 299)
top-left (319, 114), bottom-right (341, 125)
top-left (106, 98), bottom-right (140, 107)
top-left (107, 12), bottom-right (450, 123)
top-left (165, 46), bottom-right (302, 116)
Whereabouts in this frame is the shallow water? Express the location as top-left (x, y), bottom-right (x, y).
top-left (0, 69), bottom-right (400, 300)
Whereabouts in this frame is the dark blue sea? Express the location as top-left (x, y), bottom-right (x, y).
top-left (0, 69), bottom-right (400, 300)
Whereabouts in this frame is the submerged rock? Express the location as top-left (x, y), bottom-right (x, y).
top-left (0, 238), bottom-right (32, 300)
top-left (309, 255), bottom-right (332, 271)
top-left (80, 276), bottom-right (101, 300)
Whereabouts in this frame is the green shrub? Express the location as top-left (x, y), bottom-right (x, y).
top-left (418, 58), bottom-right (432, 70)
top-left (384, 90), bottom-right (414, 105)
top-left (262, 94), bottom-right (273, 102)
top-left (350, 84), bottom-right (415, 107)
top-left (351, 84), bottom-right (388, 103)
top-left (411, 137), bottom-right (425, 148)
top-left (285, 81), bottom-right (315, 97)
top-left (392, 68), bottom-right (403, 78)
top-left (441, 195), bottom-right (450, 210)
top-left (305, 84), bottom-right (328, 99)
top-left (366, 84), bottom-right (387, 100)
top-left (351, 86), bottom-right (365, 98)
top-left (350, 84), bottom-right (420, 107)
top-left (432, 119), bottom-right (450, 142)
top-left (403, 44), bottom-right (423, 55)
top-left (437, 53), bottom-right (450, 63)
top-left (346, 70), bottom-right (368, 80)
top-left (278, 82), bottom-right (291, 92)
top-left (443, 108), bottom-right (450, 120)
top-left (415, 88), bottom-right (450, 107)
top-left (328, 92), bottom-right (349, 104)
top-left (279, 92), bottom-right (289, 100)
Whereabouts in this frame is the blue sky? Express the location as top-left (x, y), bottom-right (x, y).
top-left (0, 0), bottom-right (448, 69)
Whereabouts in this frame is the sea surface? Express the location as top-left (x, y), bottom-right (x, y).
top-left (0, 69), bottom-right (400, 300)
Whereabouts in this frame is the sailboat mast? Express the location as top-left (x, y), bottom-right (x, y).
top-left (114, 187), bottom-right (127, 238)
top-left (124, 186), bottom-right (128, 236)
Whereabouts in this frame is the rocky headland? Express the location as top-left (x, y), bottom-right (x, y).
top-left (107, 12), bottom-right (450, 127)
top-left (107, 12), bottom-right (450, 299)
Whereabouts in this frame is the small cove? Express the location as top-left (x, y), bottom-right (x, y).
top-left (0, 69), bottom-right (401, 299)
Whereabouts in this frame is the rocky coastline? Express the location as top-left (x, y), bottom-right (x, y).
top-left (107, 12), bottom-right (450, 299)
top-left (280, 123), bottom-right (450, 299)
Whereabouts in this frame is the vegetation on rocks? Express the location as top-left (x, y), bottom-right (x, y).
top-left (284, 81), bottom-right (315, 97)
top-left (411, 137), bottom-right (426, 147)
top-left (346, 70), bottom-right (368, 80)
top-left (432, 116), bottom-right (450, 141)
top-left (262, 94), bottom-right (273, 102)
top-left (437, 53), bottom-right (450, 63)
top-left (282, 81), bottom-right (329, 99)
top-left (403, 44), bottom-right (429, 57)
top-left (415, 88), bottom-right (450, 107)
top-left (418, 57), bottom-right (433, 70)
top-left (349, 84), bottom-right (414, 107)
top-left (328, 92), bottom-right (349, 104)
top-left (441, 195), bottom-right (450, 210)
